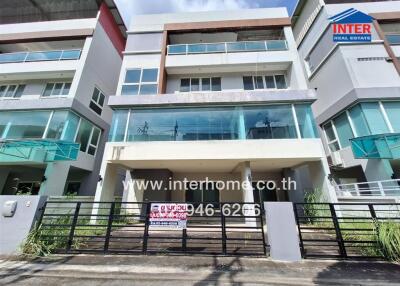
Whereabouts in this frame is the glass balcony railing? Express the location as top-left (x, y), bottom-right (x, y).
top-left (167, 40), bottom-right (288, 55)
top-left (386, 34), bottom-right (400, 45)
top-left (350, 133), bottom-right (400, 159)
top-left (0, 49), bottom-right (81, 64)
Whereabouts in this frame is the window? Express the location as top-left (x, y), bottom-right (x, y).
top-left (109, 110), bottom-right (129, 142)
top-left (0, 84), bottom-right (25, 99)
top-left (242, 75), bottom-right (287, 90)
top-left (185, 181), bottom-right (220, 207)
top-left (360, 102), bottom-right (390, 134)
top-left (333, 113), bottom-right (354, 149)
top-left (4, 111), bottom-right (51, 139)
top-left (16, 182), bottom-right (40, 195)
top-left (42, 82), bottom-right (71, 97)
top-left (121, 68), bottom-right (158, 95)
top-left (90, 87), bottom-right (105, 115)
top-left (295, 104), bottom-right (318, 138)
top-left (75, 118), bottom-right (101, 156)
top-left (46, 111), bottom-right (79, 141)
top-left (179, 77), bottom-right (221, 92)
top-left (324, 122), bottom-right (340, 152)
top-left (383, 102), bottom-right (400, 132)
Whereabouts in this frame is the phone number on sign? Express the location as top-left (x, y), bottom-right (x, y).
top-left (186, 203), bottom-right (261, 217)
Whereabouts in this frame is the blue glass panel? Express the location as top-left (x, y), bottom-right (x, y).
top-left (245, 41), bottom-right (266, 51)
top-left (243, 105), bottom-right (297, 139)
top-left (349, 104), bottom-right (370, 136)
top-left (383, 101), bottom-right (400, 132)
top-left (295, 104), bottom-right (318, 138)
top-left (168, 45), bottom-right (187, 54)
top-left (206, 43), bottom-right (225, 53)
top-left (333, 112), bottom-right (354, 148)
top-left (25, 51), bottom-right (62, 61)
top-left (386, 34), bottom-right (400, 45)
top-left (0, 52), bottom-right (27, 63)
top-left (188, 44), bottom-right (207, 53)
top-left (226, 42), bottom-right (246, 52)
top-left (360, 102), bottom-right (389, 134)
top-left (266, 40), bottom-right (287, 50)
top-left (109, 110), bottom-right (128, 142)
top-left (60, 50), bottom-right (81, 60)
top-left (351, 133), bottom-right (400, 159)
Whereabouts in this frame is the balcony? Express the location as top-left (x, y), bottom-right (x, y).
top-left (350, 133), bottom-right (400, 159)
top-left (335, 179), bottom-right (400, 198)
top-left (0, 49), bottom-right (81, 64)
top-left (167, 40), bottom-right (288, 55)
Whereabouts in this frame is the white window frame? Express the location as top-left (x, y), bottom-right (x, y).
top-left (0, 84), bottom-right (26, 99)
top-left (179, 77), bottom-right (221, 93)
top-left (323, 120), bottom-right (341, 153)
top-left (90, 86), bottom-right (105, 115)
top-left (243, 75), bottom-right (288, 91)
top-left (41, 82), bottom-right (71, 98)
top-left (122, 68), bottom-right (159, 95)
top-left (86, 126), bottom-right (101, 156)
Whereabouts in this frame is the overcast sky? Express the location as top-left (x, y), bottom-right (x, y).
top-left (114, 0), bottom-right (298, 27)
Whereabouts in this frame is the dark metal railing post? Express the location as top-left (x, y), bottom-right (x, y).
top-left (142, 203), bottom-right (151, 254)
top-left (182, 228), bottom-right (187, 252)
top-left (36, 201), bottom-right (47, 228)
top-left (293, 203), bottom-right (306, 258)
top-left (220, 203), bottom-right (227, 255)
top-left (368, 204), bottom-right (377, 219)
top-left (329, 204), bottom-right (347, 258)
top-left (259, 203), bottom-right (267, 256)
top-left (104, 202), bottom-right (115, 253)
top-left (66, 202), bottom-right (81, 253)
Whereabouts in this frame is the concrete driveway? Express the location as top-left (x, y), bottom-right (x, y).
top-left (1, 255), bottom-right (399, 285)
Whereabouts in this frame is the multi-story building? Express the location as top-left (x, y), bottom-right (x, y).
top-left (292, 0), bottom-right (400, 197)
top-left (0, 0), bottom-right (126, 196)
top-left (94, 8), bottom-right (337, 206)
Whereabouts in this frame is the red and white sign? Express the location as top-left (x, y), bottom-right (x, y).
top-left (149, 203), bottom-right (187, 229)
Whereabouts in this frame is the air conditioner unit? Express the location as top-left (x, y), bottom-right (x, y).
top-left (330, 151), bottom-right (343, 166)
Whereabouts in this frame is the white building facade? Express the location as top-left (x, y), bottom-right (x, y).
top-left (293, 0), bottom-right (400, 198)
top-left (94, 8), bottom-right (337, 205)
top-left (0, 1), bottom-right (126, 197)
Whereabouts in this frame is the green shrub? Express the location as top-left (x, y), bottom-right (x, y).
top-left (376, 220), bottom-right (400, 262)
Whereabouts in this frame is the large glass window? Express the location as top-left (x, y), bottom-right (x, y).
top-left (360, 102), bottom-right (390, 134)
top-left (75, 119), bottom-right (92, 152)
top-left (46, 111), bottom-right (79, 141)
top-left (4, 111), bottom-right (50, 139)
top-left (348, 104), bottom-right (370, 137)
top-left (295, 104), bottom-right (318, 138)
top-left (121, 68), bottom-right (158, 95)
top-left (109, 110), bottom-right (129, 142)
top-left (110, 104), bottom-right (318, 142)
top-left (333, 113), bottom-right (354, 148)
top-left (243, 105), bottom-right (297, 139)
top-left (324, 122), bottom-right (340, 152)
top-left (383, 102), bottom-right (400, 132)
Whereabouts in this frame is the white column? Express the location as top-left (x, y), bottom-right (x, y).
top-left (240, 161), bottom-right (256, 226)
top-left (121, 170), bottom-right (145, 216)
top-left (39, 162), bottom-right (70, 196)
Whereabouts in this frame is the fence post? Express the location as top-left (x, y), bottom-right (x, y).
top-left (329, 204), bottom-right (347, 258)
top-left (259, 204), bottom-right (267, 256)
top-left (66, 202), bottom-right (81, 253)
top-left (220, 203), bottom-right (227, 255)
top-left (104, 202), bottom-right (115, 253)
top-left (142, 203), bottom-right (151, 254)
top-left (293, 203), bottom-right (306, 258)
top-left (182, 228), bottom-right (187, 253)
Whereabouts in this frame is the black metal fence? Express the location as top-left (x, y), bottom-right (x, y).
top-left (293, 202), bottom-right (400, 259)
top-left (37, 201), bottom-right (268, 256)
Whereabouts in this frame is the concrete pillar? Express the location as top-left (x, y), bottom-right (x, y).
top-left (364, 159), bottom-right (394, 182)
top-left (240, 161), bottom-right (256, 226)
top-left (121, 170), bottom-right (145, 216)
top-left (39, 162), bottom-right (70, 196)
top-left (264, 202), bottom-right (302, 261)
top-left (308, 159), bottom-right (337, 203)
top-left (91, 162), bottom-right (120, 222)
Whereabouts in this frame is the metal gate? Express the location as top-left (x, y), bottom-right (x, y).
top-left (37, 201), bottom-right (268, 256)
top-left (293, 202), bottom-right (400, 259)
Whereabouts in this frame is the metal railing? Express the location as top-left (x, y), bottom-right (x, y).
top-left (335, 179), bottom-right (400, 197)
top-left (293, 202), bottom-right (400, 259)
top-left (0, 49), bottom-right (81, 64)
top-left (167, 40), bottom-right (288, 55)
top-left (37, 200), bottom-right (267, 256)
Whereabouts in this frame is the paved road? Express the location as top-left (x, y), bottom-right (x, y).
top-left (1, 255), bottom-right (399, 285)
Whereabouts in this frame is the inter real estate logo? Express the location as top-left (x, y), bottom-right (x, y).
top-left (329, 8), bottom-right (374, 42)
